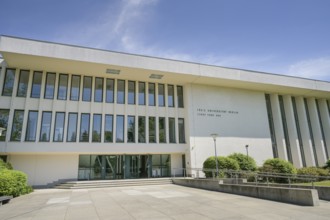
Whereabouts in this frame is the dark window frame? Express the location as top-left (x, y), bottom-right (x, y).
top-left (94, 77), bottom-right (104, 102)
top-left (79, 113), bottom-right (90, 142)
top-left (25, 110), bottom-right (38, 142)
top-left (17, 69), bottom-right (30, 97)
top-left (104, 114), bottom-right (114, 142)
top-left (44, 72), bottom-right (56, 99)
top-left (92, 114), bottom-right (102, 142)
top-left (67, 112), bottom-right (78, 142)
top-left (82, 76), bottom-right (92, 102)
top-left (30, 71), bottom-right (43, 98)
top-left (2, 68), bottom-right (16, 96)
top-left (57, 74), bottom-right (69, 100)
top-left (10, 110), bottom-right (24, 141)
top-left (53, 112), bottom-right (66, 142)
top-left (39, 111), bottom-right (52, 142)
top-left (70, 75), bottom-right (81, 101)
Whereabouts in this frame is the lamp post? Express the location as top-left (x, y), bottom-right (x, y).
top-left (211, 133), bottom-right (219, 177)
top-left (245, 144), bottom-right (249, 159)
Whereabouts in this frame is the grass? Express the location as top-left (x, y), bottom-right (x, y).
top-left (297, 180), bottom-right (330, 187)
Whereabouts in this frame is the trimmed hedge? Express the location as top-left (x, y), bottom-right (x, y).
top-left (297, 167), bottom-right (329, 182)
top-left (203, 156), bottom-right (239, 177)
top-left (259, 158), bottom-right (296, 183)
top-left (228, 153), bottom-right (257, 171)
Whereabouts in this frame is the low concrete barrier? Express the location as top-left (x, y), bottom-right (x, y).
top-left (173, 178), bottom-right (319, 206)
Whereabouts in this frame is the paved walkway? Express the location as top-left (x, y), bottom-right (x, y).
top-left (1, 184), bottom-right (330, 220)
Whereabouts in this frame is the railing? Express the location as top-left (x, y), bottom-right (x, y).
top-left (171, 168), bottom-right (330, 189)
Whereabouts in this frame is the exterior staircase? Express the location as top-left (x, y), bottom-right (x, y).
top-left (55, 178), bottom-right (173, 189)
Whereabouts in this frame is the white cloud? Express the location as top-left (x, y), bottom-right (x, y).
top-left (287, 57), bottom-right (330, 81)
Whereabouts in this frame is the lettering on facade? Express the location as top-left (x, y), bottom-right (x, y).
top-left (196, 108), bottom-right (239, 118)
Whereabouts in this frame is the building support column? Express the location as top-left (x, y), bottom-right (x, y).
top-left (318, 99), bottom-right (330, 160)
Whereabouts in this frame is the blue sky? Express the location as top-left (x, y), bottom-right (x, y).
top-left (1, 0), bottom-right (330, 81)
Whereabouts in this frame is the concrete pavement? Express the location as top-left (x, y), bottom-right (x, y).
top-left (1, 184), bottom-right (330, 219)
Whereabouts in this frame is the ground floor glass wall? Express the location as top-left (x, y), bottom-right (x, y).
top-left (78, 154), bottom-right (171, 180)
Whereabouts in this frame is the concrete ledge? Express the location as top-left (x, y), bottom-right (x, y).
top-left (173, 178), bottom-right (319, 206)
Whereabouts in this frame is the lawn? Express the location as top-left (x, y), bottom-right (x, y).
top-left (297, 180), bottom-right (330, 187)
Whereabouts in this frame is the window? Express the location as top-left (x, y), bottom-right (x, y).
top-left (106, 79), bottom-right (114, 103)
top-left (169, 117), bottom-right (176, 143)
top-left (17, 70), bottom-right (30, 97)
top-left (54, 112), bottom-right (65, 142)
top-left (57, 74), bottom-right (68, 100)
top-left (168, 85), bottom-right (174, 107)
top-left (177, 86), bottom-right (184, 108)
top-left (31, 71), bottom-right (42, 98)
top-left (116, 115), bottom-right (124, 143)
top-left (148, 83), bottom-right (155, 106)
top-left (44, 73), bottom-right (56, 99)
top-left (40, 111), bottom-right (52, 142)
top-left (10, 110), bottom-right (24, 141)
top-left (138, 82), bottom-right (145, 105)
top-left (67, 113), bottom-right (78, 142)
top-left (80, 113), bottom-right (90, 142)
top-left (70, 75), bottom-right (80, 101)
top-left (92, 114), bottom-right (102, 142)
top-left (127, 116), bottom-right (135, 143)
top-left (25, 111), bottom-right (38, 141)
top-left (159, 117), bottom-right (166, 143)
top-left (0, 109), bottom-right (10, 141)
top-left (104, 114), bottom-right (113, 142)
top-left (178, 118), bottom-right (185, 143)
top-left (94, 78), bottom-right (103, 102)
top-left (82, 76), bottom-right (92, 101)
top-left (128, 81), bottom-right (135, 105)
top-left (158, 84), bottom-right (165, 107)
top-left (2, 68), bottom-right (15, 96)
top-left (138, 116), bottom-right (146, 143)
top-left (149, 117), bottom-right (156, 143)
top-left (117, 80), bottom-right (125, 104)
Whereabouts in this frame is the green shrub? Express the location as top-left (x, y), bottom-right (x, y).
top-left (0, 159), bottom-right (13, 170)
top-left (228, 153), bottom-right (257, 171)
top-left (203, 156), bottom-right (239, 177)
top-left (0, 169), bottom-right (33, 197)
top-left (259, 158), bottom-right (296, 183)
top-left (324, 159), bottom-right (330, 169)
top-left (297, 167), bottom-right (329, 176)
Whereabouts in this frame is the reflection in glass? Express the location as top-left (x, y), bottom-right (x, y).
top-left (40, 112), bottom-right (52, 142)
top-left (168, 85), bottom-right (174, 107)
top-left (11, 110), bottom-right (24, 141)
top-left (127, 116), bottom-right (135, 143)
top-left (104, 114), bottom-right (113, 142)
top-left (70, 75), bottom-right (80, 101)
top-left (54, 112), bottom-right (65, 142)
top-left (57, 74), bottom-right (68, 100)
top-left (92, 114), bottom-right (102, 142)
top-left (25, 111), bottom-right (38, 141)
top-left (158, 84), bottom-right (165, 107)
top-left (177, 86), bottom-right (184, 108)
top-left (128, 81), bottom-right (135, 105)
top-left (94, 78), bottom-right (103, 102)
top-left (17, 70), bottom-right (30, 97)
top-left (82, 76), bottom-right (92, 101)
top-left (148, 83), bottom-right (155, 106)
top-left (138, 116), bottom-right (146, 143)
top-left (44, 73), bottom-right (56, 99)
top-left (149, 117), bottom-right (156, 143)
top-left (80, 113), bottom-right (90, 142)
top-left (138, 82), bottom-right (145, 105)
top-left (169, 117), bottom-right (176, 143)
top-left (2, 69), bottom-right (16, 96)
top-left (116, 115), bottom-right (124, 143)
top-left (178, 118), bottom-right (185, 143)
top-left (106, 79), bottom-right (114, 103)
top-left (67, 113), bottom-right (78, 142)
top-left (159, 117), bottom-right (166, 143)
top-left (31, 71), bottom-right (42, 98)
top-left (117, 80), bottom-right (125, 104)
top-left (0, 109), bottom-right (9, 141)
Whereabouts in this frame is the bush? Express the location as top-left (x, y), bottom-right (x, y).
top-left (259, 158), bottom-right (296, 183)
top-left (203, 156), bottom-right (239, 177)
top-left (297, 167), bottom-right (329, 176)
top-left (228, 153), bottom-right (257, 171)
top-left (324, 159), bottom-right (330, 169)
top-left (0, 159), bottom-right (13, 170)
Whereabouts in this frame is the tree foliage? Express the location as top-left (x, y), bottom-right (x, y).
top-left (228, 153), bottom-right (257, 171)
top-left (203, 156), bottom-right (239, 177)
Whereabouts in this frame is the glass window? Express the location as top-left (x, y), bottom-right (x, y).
top-left (80, 113), bottom-right (90, 142)
top-left (106, 79), bottom-right (114, 103)
top-left (178, 118), bottom-right (185, 143)
top-left (104, 114), bottom-right (113, 142)
top-left (82, 76), bottom-right (92, 101)
top-left (44, 73), bottom-right (56, 99)
top-left (70, 75), bottom-right (80, 101)
top-left (177, 86), bottom-right (184, 108)
top-left (67, 113), bottom-right (78, 142)
top-left (57, 74), bottom-right (68, 100)
top-left (138, 116), bottom-right (146, 143)
top-left (54, 112), bottom-right (65, 142)
top-left (116, 115), bottom-right (124, 143)
top-left (92, 114), bottom-right (102, 142)
top-left (31, 71), bottom-right (42, 98)
top-left (0, 109), bottom-right (10, 141)
top-left (159, 117), bottom-right (166, 143)
top-left (10, 110), bottom-right (24, 141)
top-left (25, 111), bottom-right (38, 141)
top-left (169, 117), bottom-right (176, 143)
top-left (138, 82), bottom-right (145, 105)
top-left (168, 85), bottom-right (174, 107)
top-left (127, 116), bottom-right (135, 143)
top-left (128, 81), bottom-right (135, 105)
top-left (148, 83), bottom-right (155, 106)
top-left (149, 117), bottom-right (156, 143)
top-left (158, 84), bottom-right (165, 107)
top-left (17, 70), bottom-right (30, 97)
top-left (94, 78), bottom-right (103, 102)
top-left (2, 69), bottom-right (16, 96)
top-left (117, 80), bottom-right (125, 104)
top-left (40, 111), bottom-right (52, 142)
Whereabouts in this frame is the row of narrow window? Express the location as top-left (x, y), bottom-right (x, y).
top-left (1, 68), bottom-right (184, 107)
top-left (0, 109), bottom-right (186, 144)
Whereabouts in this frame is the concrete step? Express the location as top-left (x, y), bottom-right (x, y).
top-left (55, 178), bottom-right (173, 189)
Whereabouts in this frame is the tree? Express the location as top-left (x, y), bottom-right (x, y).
top-left (228, 153), bottom-right (257, 171)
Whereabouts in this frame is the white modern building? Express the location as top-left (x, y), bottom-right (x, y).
top-left (0, 36), bottom-right (329, 186)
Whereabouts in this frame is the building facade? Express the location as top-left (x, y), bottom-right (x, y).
top-left (0, 36), bottom-right (329, 186)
